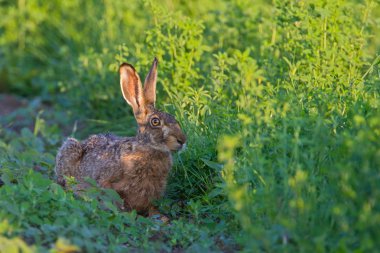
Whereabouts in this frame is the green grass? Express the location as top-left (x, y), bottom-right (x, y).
top-left (0, 0), bottom-right (380, 252)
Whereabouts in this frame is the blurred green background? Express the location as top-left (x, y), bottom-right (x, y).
top-left (0, 0), bottom-right (379, 252)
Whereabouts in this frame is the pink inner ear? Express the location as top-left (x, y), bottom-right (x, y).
top-left (120, 71), bottom-right (132, 106)
top-left (119, 63), bottom-right (145, 112)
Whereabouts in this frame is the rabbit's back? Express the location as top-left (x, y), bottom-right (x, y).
top-left (77, 133), bottom-right (133, 182)
top-left (55, 133), bottom-right (130, 184)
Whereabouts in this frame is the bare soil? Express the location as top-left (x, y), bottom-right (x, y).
top-left (0, 94), bottom-right (28, 116)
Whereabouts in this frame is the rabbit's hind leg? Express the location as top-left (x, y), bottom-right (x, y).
top-left (55, 138), bottom-right (83, 187)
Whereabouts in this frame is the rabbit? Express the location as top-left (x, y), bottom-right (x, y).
top-left (55, 58), bottom-right (186, 216)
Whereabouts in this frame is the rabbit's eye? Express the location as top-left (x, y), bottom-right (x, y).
top-left (150, 117), bottom-right (161, 127)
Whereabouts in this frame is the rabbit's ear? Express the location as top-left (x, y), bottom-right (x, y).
top-left (143, 57), bottom-right (158, 107)
top-left (120, 63), bottom-right (145, 115)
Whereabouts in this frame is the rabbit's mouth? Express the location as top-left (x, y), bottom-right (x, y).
top-left (178, 143), bottom-right (187, 153)
top-left (165, 135), bottom-right (186, 152)
top-left (176, 139), bottom-right (186, 152)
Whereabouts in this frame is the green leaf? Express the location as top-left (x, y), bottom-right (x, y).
top-left (200, 158), bottom-right (223, 172)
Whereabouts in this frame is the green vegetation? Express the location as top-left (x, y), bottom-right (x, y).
top-left (0, 0), bottom-right (379, 252)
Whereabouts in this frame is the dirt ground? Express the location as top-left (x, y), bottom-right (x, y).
top-left (0, 94), bottom-right (28, 116)
top-left (0, 94), bottom-right (33, 132)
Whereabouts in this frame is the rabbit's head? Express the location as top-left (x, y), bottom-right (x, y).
top-left (119, 58), bottom-right (186, 152)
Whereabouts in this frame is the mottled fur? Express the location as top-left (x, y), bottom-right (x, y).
top-left (55, 58), bottom-right (186, 214)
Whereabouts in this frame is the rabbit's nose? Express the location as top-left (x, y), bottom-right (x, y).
top-left (177, 134), bottom-right (186, 146)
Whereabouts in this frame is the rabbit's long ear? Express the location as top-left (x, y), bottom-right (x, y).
top-left (120, 63), bottom-right (145, 115)
top-left (143, 57), bottom-right (158, 107)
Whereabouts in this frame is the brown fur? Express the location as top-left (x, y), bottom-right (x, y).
top-left (55, 58), bottom-right (186, 214)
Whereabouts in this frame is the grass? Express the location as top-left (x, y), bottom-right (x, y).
top-left (0, 0), bottom-right (380, 252)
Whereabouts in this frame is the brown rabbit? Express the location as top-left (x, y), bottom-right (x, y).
top-left (55, 58), bottom-right (186, 216)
